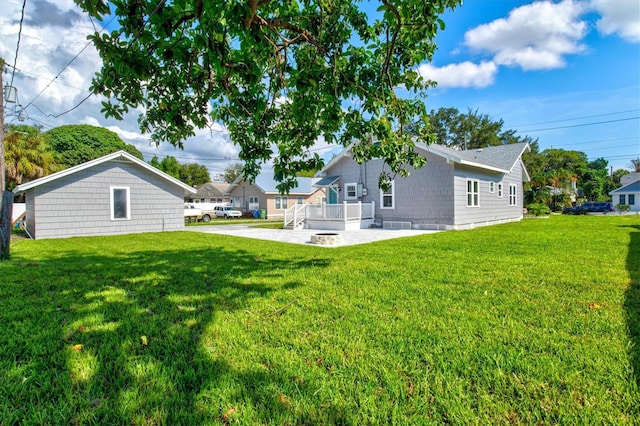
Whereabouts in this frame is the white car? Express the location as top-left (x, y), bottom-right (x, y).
top-left (214, 205), bottom-right (242, 218)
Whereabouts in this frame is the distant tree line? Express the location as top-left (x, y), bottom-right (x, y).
top-left (426, 107), bottom-right (634, 211)
top-left (5, 116), bottom-right (636, 209)
top-left (4, 124), bottom-right (211, 190)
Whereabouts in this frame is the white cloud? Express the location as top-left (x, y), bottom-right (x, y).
top-left (417, 61), bottom-right (498, 88)
top-left (0, 0), bottom-right (238, 178)
top-left (590, 0), bottom-right (640, 43)
top-left (464, 0), bottom-right (587, 70)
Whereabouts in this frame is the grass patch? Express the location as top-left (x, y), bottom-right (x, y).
top-left (186, 218), bottom-right (280, 226)
top-left (1, 215), bottom-right (639, 424)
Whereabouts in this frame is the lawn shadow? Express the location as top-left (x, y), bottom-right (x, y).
top-left (2, 237), bottom-right (332, 424)
top-left (624, 224), bottom-right (640, 390)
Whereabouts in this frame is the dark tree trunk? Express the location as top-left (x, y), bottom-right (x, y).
top-left (0, 191), bottom-right (13, 260)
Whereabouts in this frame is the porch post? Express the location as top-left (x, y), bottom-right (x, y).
top-left (358, 201), bottom-right (361, 220)
top-left (343, 201), bottom-right (347, 224)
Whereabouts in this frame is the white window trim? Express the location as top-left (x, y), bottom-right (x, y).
top-left (275, 196), bottom-right (288, 210)
top-left (110, 186), bottom-right (131, 220)
top-left (249, 196), bottom-right (259, 210)
top-left (489, 182), bottom-right (495, 193)
top-left (466, 179), bottom-right (480, 207)
top-left (497, 183), bottom-right (503, 198)
top-left (380, 181), bottom-right (395, 209)
top-left (344, 182), bottom-right (358, 201)
top-left (509, 184), bottom-right (517, 206)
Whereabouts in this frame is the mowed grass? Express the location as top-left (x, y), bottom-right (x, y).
top-left (1, 215), bottom-right (638, 425)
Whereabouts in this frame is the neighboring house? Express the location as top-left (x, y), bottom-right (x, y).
top-left (186, 182), bottom-right (231, 204)
top-left (13, 151), bottom-right (196, 239)
top-left (312, 142), bottom-right (530, 230)
top-left (225, 174), bottom-right (324, 218)
top-left (621, 172), bottom-right (640, 187)
top-left (546, 177), bottom-right (578, 203)
top-left (610, 177), bottom-right (640, 212)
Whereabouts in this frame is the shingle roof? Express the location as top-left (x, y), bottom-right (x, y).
top-left (13, 150), bottom-right (196, 195)
top-left (421, 142), bottom-right (530, 173)
top-left (610, 180), bottom-right (640, 194)
top-left (192, 182), bottom-right (230, 198)
top-left (317, 142), bottom-right (530, 178)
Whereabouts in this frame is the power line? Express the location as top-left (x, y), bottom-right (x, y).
top-left (24, 0), bottom-right (166, 119)
top-left (9, 0), bottom-right (27, 88)
top-left (511, 108), bottom-right (640, 128)
top-left (516, 116), bottom-right (639, 133)
top-left (138, 150), bottom-right (240, 162)
top-left (555, 136), bottom-right (638, 148)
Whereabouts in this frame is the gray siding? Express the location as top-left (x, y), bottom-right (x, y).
top-left (27, 160), bottom-right (186, 239)
top-left (323, 152), bottom-right (526, 229)
top-left (324, 152), bottom-right (456, 226)
top-left (452, 160), bottom-right (525, 227)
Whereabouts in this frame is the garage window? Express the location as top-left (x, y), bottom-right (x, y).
top-left (111, 186), bottom-right (130, 220)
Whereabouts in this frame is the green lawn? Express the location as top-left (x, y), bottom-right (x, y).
top-left (1, 215), bottom-right (638, 424)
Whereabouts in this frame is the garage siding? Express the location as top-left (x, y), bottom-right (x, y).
top-left (27, 160), bottom-right (186, 239)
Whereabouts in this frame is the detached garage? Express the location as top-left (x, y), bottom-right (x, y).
top-left (13, 151), bottom-right (196, 239)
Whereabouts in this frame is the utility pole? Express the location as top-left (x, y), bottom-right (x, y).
top-left (1, 57), bottom-right (5, 192)
top-left (1, 57), bottom-right (14, 260)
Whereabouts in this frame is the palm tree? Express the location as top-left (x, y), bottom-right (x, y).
top-left (4, 125), bottom-right (60, 191)
top-left (631, 158), bottom-right (640, 172)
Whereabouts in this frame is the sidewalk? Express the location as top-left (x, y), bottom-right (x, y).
top-left (185, 224), bottom-right (440, 247)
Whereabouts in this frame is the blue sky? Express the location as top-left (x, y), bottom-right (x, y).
top-left (1, 0), bottom-right (638, 177)
top-left (416, 0), bottom-right (639, 172)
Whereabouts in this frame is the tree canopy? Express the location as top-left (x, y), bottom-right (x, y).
top-left (427, 107), bottom-right (537, 149)
top-left (222, 163), bottom-right (243, 184)
top-left (44, 124), bottom-right (143, 167)
top-left (4, 125), bottom-right (61, 191)
top-left (149, 155), bottom-right (211, 187)
top-left (75, 0), bottom-right (462, 191)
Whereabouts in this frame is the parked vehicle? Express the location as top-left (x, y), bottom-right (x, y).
top-left (184, 204), bottom-right (211, 222)
top-left (185, 202), bottom-right (229, 222)
top-left (562, 202), bottom-right (615, 215)
top-left (214, 205), bottom-right (242, 218)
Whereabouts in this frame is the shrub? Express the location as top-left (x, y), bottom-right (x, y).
top-left (616, 204), bottom-right (630, 212)
top-left (526, 203), bottom-right (551, 216)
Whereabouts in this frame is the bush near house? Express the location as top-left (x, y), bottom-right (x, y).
top-left (1, 216), bottom-right (638, 424)
top-left (526, 203), bottom-right (551, 216)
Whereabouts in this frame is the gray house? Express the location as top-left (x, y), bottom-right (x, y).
top-left (309, 142), bottom-right (530, 230)
top-left (13, 151), bottom-right (196, 239)
top-left (609, 174), bottom-right (640, 212)
top-left (226, 174), bottom-right (323, 218)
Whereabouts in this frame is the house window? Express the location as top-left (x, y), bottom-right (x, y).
top-left (275, 196), bottom-right (288, 209)
top-left (489, 182), bottom-right (495, 193)
top-left (380, 181), bottom-right (395, 209)
top-left (466, 179), bottom-right (479, 207)
top-left (497, 183), bottom-right (503, 198)
top-left (110, 186), bottom-right (130, 220)
top-left (509, 184), bottom-right (517, 206)
top-left (619, 195), bottom-right (626, 205)
top-left (249, 196), bottom-right (259, 210)
top-left (316, 196), bottom-right (326, 204)
top-left (297, 196), bottom-right (304, 204)
top-left (629, 194), bottom-right (635, 205)
top-left (345, 183), bottom-right (358, 200)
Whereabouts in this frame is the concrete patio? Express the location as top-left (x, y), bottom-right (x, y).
top-left (185, 224), bottom-right (440, 247)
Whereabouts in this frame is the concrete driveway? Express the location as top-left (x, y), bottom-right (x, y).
top-left (185, 224), bottom-right (440, 247)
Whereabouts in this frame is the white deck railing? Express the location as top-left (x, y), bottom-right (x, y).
top-left (284, 202), bottom-right (375, 228)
